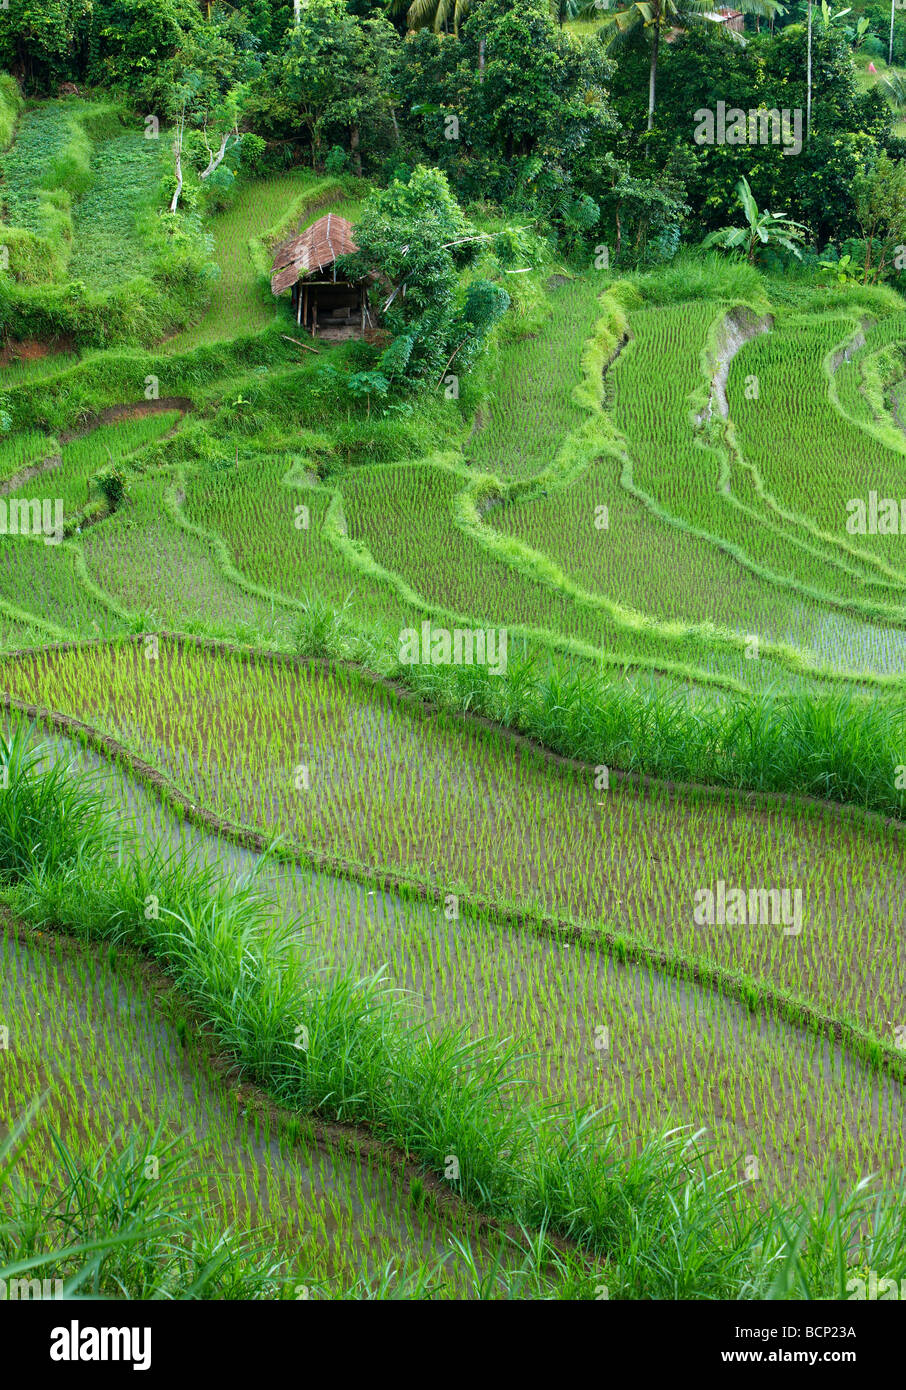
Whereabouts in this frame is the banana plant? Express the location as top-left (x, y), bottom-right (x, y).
top-left (819, 2), bottom-right (852, 26)
top-left (818, 251), bottom-right (861, 284)
top-left (702, 177), bottom-right (807, 263)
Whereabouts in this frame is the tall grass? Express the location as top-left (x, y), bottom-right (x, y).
top-left (0, 1119), bottom-right (288, 1300)
top-left (292, 605), bottom-right (906, 821)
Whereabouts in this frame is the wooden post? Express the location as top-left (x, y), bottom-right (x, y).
top-left (296, 282), bottom-right (302, 326)
top-left (303, 284), bottom-right (308, 329)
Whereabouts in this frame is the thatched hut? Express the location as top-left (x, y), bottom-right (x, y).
top-left (270, 213), bottom-right (369, 337)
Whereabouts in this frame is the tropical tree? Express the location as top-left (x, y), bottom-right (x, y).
top-left (551, 0), bottom-right (584, 24)
top-left (165, 16), bottom-right (258, 211)
top-left (394, 0), bottom-right (472, 36)
top-left (701, 176), bottom-right (807, 261)
top-left (591, 0), bottom-right (783, 131)
top-left (340, 165), bottom-right (510, 385)
top-left (247, 0), bottom-right (398, 170)
top-left (806, 0), bottom-right (813, 137)
top-left (853, 153), bottom-right (906, 283)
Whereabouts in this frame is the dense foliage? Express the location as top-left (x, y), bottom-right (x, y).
top-left (1, 0), bottom-right (902, 269)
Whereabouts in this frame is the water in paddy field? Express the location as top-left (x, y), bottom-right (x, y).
top-left (25, 730), bottom-right (906, 1200)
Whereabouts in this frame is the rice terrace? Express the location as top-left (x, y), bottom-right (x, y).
top-left (1, 0), bottom-right (906, 1348)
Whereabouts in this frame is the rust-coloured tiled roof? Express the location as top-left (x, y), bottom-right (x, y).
top-left (270, 213), bottom-right (358, 295)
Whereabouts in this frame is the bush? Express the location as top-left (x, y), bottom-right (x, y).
top-left (95, 463), bottom-right (127, 510)
top-left (0, 71), bottom-right (22, 151)
top-left (325, 144), bottom-right (349, 174)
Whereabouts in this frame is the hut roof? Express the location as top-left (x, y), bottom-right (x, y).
top-left (270, 213), bottom-right (359, 295)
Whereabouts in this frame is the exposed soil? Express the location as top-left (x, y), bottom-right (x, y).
top-left (0, 335), bottom-right (77, 367)
top-left (698, 308), bottom-right (774, 424)
top-left (58, 397), bottom-right (193, 445)
top-left (828, 317), bottom-right (873, 375)
top-left (0, 453), bottom-right (62, 495)
top-left (312, 325), bottom-right (364, 344)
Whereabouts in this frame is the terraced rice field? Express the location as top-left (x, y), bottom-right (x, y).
top-left (2, 107), bottom-right (906, 1299)
top-left (69, 129), bottom-right (164, 288)
top-left (20, 731), bottom-right (906, 1202)
top-left (728, 314), bottom-right (906, 575)
top-left (3, 636), bottom-right (905, 1050)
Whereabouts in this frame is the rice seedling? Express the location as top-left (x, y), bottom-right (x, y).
top-left (466, 276), bottom-right (604, 480)
top-left (0, 540), bottom-right (122, 638)
top-left (82, 472), bottom-right (297, 641)
top-left (181, 452), bottom-right (421, 635)
top-left (610, 300), bottom-right (906, 625)
top-left (0, 429), bottom-right (56, 482)
top-left (4, 411), bottom-right (181, 528)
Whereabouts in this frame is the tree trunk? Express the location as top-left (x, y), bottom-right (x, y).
top-left (890, 0), bottom-right (896, 66)
top-left (199, 128), bottom-right (236, 181)
top-left (478, 38), bottom-right (486, 82)
top-left (806, 0), bottom-right (813, 141)
top-left (350, 126), bottom-right (362, 177)
top-left (170, 112), bottom-right (185, 213)
top-left (647, 19), bottom-right (660, 132)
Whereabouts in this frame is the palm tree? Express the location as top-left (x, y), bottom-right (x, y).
top-left (552, 0), bottom-right (584, 23)
top-left (400, 0), bottom-right (473, 35)
top-left (591, 0), bottom-right (784, 132)
top-left (702, 176), bottom-right (807, 262)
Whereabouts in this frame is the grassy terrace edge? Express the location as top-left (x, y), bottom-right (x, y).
top-left (3, 631), bottom-right (906, 1086)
